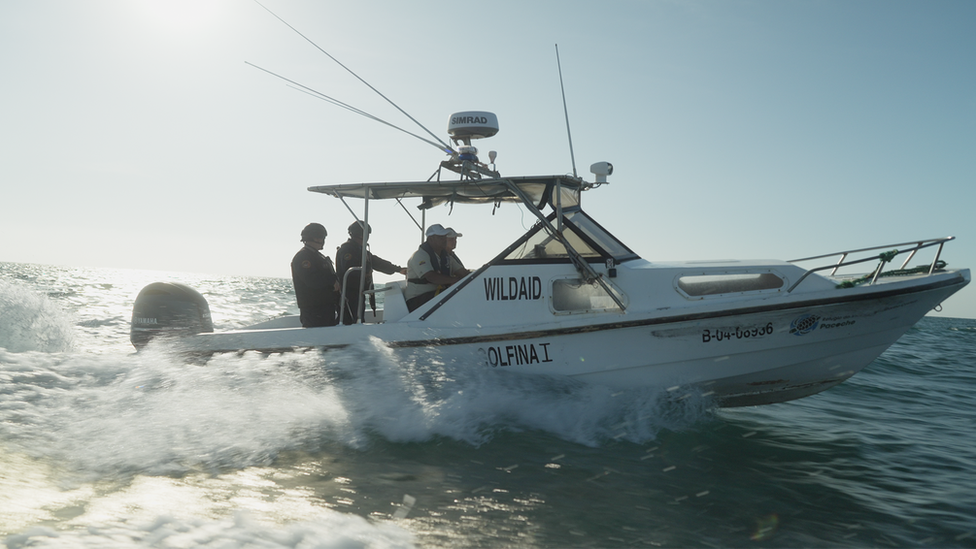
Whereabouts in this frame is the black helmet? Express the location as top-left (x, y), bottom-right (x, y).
top-left (348, 220), bottom-right (371, 238)
top-left (300, 223), bottom-right (327, 242)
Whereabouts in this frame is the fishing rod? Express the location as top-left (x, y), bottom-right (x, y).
top-left (251, 0), bottom-right (455, 155)
top-left (245, 61), bottom-right (451, 153)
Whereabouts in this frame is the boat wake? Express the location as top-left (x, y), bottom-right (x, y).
top-left (0, 337), bottom-right (712, 482)
top-left (316, 337), bottom-right (713, 447)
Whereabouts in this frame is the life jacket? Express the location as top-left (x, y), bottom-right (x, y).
top-left (407, 242), bottom-right (450, 284)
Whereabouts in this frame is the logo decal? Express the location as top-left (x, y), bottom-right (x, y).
top-left (789, 314), bottom-right (820, 336)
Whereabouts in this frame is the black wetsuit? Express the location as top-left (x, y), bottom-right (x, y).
top-left (335, 239), bottom-right (402, 324)
top-left (291, 246), bottom-right (340, 327)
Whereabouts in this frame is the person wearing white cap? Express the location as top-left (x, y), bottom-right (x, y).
top-left (444, 227), bottom-right (467, 272)
top-left (404, 224), bottom-right (470, 312)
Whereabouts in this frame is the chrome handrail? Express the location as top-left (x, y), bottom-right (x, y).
top-left (786, 236), bottom-right (954, 293)
top-left (339, 266), bottom-right (364, 324)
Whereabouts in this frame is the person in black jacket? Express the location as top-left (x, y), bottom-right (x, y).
top-left (291, 223), bottom-right (340, 327)
top-left (335, 221), bottom-right (406, 324)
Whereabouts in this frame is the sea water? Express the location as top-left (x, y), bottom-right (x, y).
top-left (1, 262), bottom-right (974, 548)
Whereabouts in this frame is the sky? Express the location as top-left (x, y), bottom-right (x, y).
top-left (2, 0), bottom-right (974, 318)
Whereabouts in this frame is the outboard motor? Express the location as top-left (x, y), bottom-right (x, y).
top-left (130, 282), bottom-right (214, 349)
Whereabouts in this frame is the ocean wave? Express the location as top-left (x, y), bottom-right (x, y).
top-left (76, 316), bottom-right (127, 328)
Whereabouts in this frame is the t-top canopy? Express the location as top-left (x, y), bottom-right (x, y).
top-left (307, 175), bottom-right (586, 211)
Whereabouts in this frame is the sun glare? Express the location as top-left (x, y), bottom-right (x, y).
top-left (136, 0), bottom-right (225, 33)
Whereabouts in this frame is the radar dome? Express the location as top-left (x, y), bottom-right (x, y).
top-left (447, 111), bottom-right (499, 143)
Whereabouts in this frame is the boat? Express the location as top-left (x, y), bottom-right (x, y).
top-left (129, 110), bottom-right (970, 407)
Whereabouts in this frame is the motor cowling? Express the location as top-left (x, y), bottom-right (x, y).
top-left (130, 282), bottom-right (214, 349)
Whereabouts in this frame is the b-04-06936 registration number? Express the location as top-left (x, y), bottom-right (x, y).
top-left (702, 323), bottom-right (774, 343)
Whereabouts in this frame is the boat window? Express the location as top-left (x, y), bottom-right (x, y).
top-left (500, 209), bottom-right (638, 263)
top-left (552, 278), bottom-right (622, 313)
top-left (676, 273), bottom-right (785, 297)
top-left (563, 210), bottom-right (635, 260)
top-left (550, 185), bottom-right (581, 209)
top-left (505, 226), bottom-right (602, 261)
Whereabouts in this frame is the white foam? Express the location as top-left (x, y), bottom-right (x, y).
top-left (0, 348), bottom-right (357, 479)
top-left (1, 336), bottom-right (710, 482)
top-left (316, 337), bottom-right (711, 447)
top-left (4, 511), bottom-right (415, 549)
top-left (0, 280), bottom-right (75, 353)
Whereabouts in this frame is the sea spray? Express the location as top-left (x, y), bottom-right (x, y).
top-left (0, 280), bottom-right (74, 352)
top-left (316, 337), bottom-right (713, 448)
top-left (0, 337), bottom-right (711, 482)
top-left (0, 348), bottom-right (353, 479)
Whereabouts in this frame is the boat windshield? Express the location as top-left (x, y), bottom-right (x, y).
top-left (499, 208), bottom-right (638, 264)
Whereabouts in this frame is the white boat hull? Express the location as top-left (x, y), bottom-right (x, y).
top-left (168, 267), bottom-right (968, 407)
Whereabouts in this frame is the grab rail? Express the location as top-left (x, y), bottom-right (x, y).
top-left (339, 266), bottom-right (363, 324)
top-left (786, 236), bottom-right (954, 293)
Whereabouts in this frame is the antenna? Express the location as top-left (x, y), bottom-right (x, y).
top-left (555, 44), bottom-right (578, 178)
top-left (251, 0), bottom-right (455, 155)
top-left (246, 61), bottom-right (450, 153)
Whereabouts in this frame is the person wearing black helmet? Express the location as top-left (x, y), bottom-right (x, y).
top-left (335, 220), bottom-right (406, 324)
top-left (291, 222), bottom-right (340, 327)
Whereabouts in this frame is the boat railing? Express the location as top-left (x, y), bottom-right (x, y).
top-left (339, 267), bottom-right (364, 324)
top-left (786, 236), bottom-right (954, 293)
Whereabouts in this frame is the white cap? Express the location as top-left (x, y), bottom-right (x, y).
top-left (425, 223), bottom-right (462, 237)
